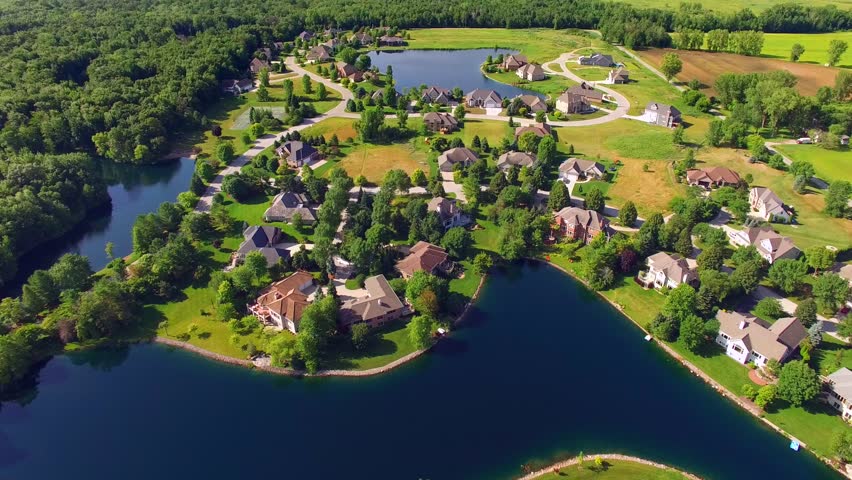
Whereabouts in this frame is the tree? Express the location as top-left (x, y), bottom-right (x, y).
top-left (537, 136), bottom-right (556, 166)
top-left (243, 251), bottom-right (268, 280)
top-left (827, 40), bottom-right (848, 67)
top-left (301, 74), bottom-right (313, 94)
top-left (338, 47), bottom-right (357, 65)
top-left (831, 430), bottom-right (852, 463)
top-left (789, 43), bottom-right (805, 62)
top-left (296, 295), bottom-right (338, 372)
top-left (517, 131), bottom-right (540, 153)
top-left (805, 246), bottom-right (836, 275)
top-left (548, 180), bottom-right (570, 211)
top-left (672, 124), bottom-right (685, 145)
top-left (697, 244), bottom-right (725, 272)
top-left (731, 259), bottom-right (764, 295)
top-left (660, 52), bottom-right (683, 81)
top-left (267, 334), bottom-right (298, 367)
top-left (407, 315), bottom-right (434, 350)
top-left (256, 84), bottom-right (271, 102)
top-left (777, 360), bottom-right (820, 406)
top-left (397, 109), bottom-right (409, 129)
top-left (22, 270), bottom-right (59, 313)
top-left (795, 298), bottom-right (818, 328)
top-left (462, 174), bottom-right (481, 207)
top-left (679, 314), bottom-right (706, 351)
top-left (618, 201), bottom-right (637, 227)
top-left (813, 273), bottom-right (850, 314)
top-left (767, 259), bottom-right (807, 294)
top-left (316, 82), bottom-right (327, 100)
top-left (49, 253), bottom-right (92, 292)
top-left (441, 227), bottom-right (472, 259)
top-left (216, 141), bottom-right (235, 164)
top-left (824, 181), bottom-right (851, 218)
top-left (355, 108), bottom-right (385, 142)
top-left (754, 384), bottom-right (777, 410)
top-left (411, 169), bottom-right (427, 187)
top-left (472, 253), bottom-right (493, 275)
top-left (754, 297), bottom-right (785, 321)
top-left (584, 188), bottom-right (604, 212)
top-left (355, 54), bottom-right (371, 71)
top-left (351, 323), bottom-right (371, 350)
top-left (662, 284), bottom-right (696, 324)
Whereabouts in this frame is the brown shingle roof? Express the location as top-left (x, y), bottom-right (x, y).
top-left (395, 242), bottom-right (449, 277)
top-left (685, 167), bottom-right (741, 185)
top-left (514, 122), bottom-right (552, 139)
top-left (717, 311), bottom-right (807, 362)
top-left (255, 271), bottom-right (314, 328)
top-left (340, 275), bottom-right (404, 323)
top-left (554, 207), bottom-right (609, 232)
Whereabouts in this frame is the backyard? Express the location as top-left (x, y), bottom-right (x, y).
top-left (774, 144), bottom-right (852, 184)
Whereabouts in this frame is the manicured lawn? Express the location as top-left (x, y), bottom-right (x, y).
top-left (532, 459), bottom-right (690, 480)
top-left (485, 70), bottom-right (576, 97)
top-left (449, 260), bottom-right (483, 298)
top-left (573, 180), bottom-right (611, 199)
top-left (325, 320), bottom-right (418, 370)
top-left (814, 334), bottom-right (852, 376)
top-left (774, 144), bottom-right (852, 184)
top-left (405, 28), bottom-right (588, 63)
top-left (760, 32), bottom-right (852, 68)
top-left (447, 119), bottom-right (513, 147)
top-left (289, 74), bottom-right (343, 114)
top-left (764, 402), bottom-right (849, 456)
top-left (472, 217), bottom-right (500, 254)
top-left (604, 129), bottom-right (680, 161)
top-left (298, 117), bottom-right (358, 142)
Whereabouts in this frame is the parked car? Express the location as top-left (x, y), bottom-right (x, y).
top-left (796, 137), bottom-right (812, 144)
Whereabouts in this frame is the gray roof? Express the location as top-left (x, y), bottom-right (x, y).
top-left (276, 141), bottom-right (317, 162)
top-left (497, 151), bottom-right (537, 170)
top-left (751, 187), bottom-right (789, 217)
top-left (742, 227), bottom-right (799, 261)
top-left (340, 275), bottom-right (404, 323)
top-left (422, 112), bottom-right (458, 129)
top-left (558, 158), bottom-right (605, 177)
top-left (646, 252), bottom-right (698, 285)
top-left (264, 192), bottom-right (317, 223)
top-left (437, 147), bottom-right (478, 171)
top-left (237, 226), bottom-right (290, 267)
top-left (428, 196), bottom-right (460, 223)
top-left (828, 368), bottom-right (852, 400)
top-left (514, 95), bottom-right (547, 112)
top-left (567, 82), bottom-right (604, 101)
top-left (645, 102), bottom-right (681, 117)
top-left (466, 89), bottom-right (502, 103)
top-left (581, 53), bottom-right (614, 66)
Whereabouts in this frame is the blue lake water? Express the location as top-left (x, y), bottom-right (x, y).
top-left (368, 48), bottom-right (542, 98)
top-left (0, 263), bottom-right (839, 480)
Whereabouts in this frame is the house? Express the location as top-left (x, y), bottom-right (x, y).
top-left (298, 31), bottom-right (314, 42)
top-left (339, 275), bottom-right (406, 329)
top-left (838, 264), bottom-right (852, 287)
top-left (259, 47), bottom-right (275, 61)
top-left (323, 27), bottom-right (343, 38)
top-left (497, 151), bottom-right (537, 171)
top-left (578, 53), bottom-right (615, 67)
top-left (516, 63), bottom-right (545, 81)
top-left (422, 112), bottom-right (459, 133)
top-left (644, 102), bottom-right (681, 128)
top-left (220, 79), bottom-right (254, 95)
top-left (350, 32), bottom-right (373, 46)
top-left (514, 122), bottom-right (552, 139)
top-left (606, 67), bottom-right (629, 84)
top-left (421, 86), bottom-right (453, 105)
top-left (371, 88), bottom-right (400, 102)
top-left (715, 311), bottom-right (807, 367)
top-left (276, 140), bottom-right (319, 168)
top-left (264, 192), bottom-right (317, 224)
top-left (566, 82), bottom-right (604, 103)
top-left (249, 58), bottom-right (269, 74)
top-left (234, 226), bottom-right (291, 267)
top-left (322, 38), bottom-right (342, 51)
top-left (727, 227), bottom-right (800, 264)
top-left (466, 89), bottom-right (502, 108)
top-left (395, 242), bottom-right (451, 279)
top-left (306, 45), bottom-right (333, 63)
top-left (558, 158), bottom-right (606, 182)
top-left (640, 252), bottom-right (698, 289)
top-left (336, 62), bottom-right (363, 82)
top-left (553, 207), bottom-right (611, 244)
top-left (825, 368), bottom-right (852, 422)
top-left (248, 272), bottom-right (314, 333)
top-left (379, 35), bottom-right (406, 46)
top-left (749, 187), bottom-right (793, 223)
top-left (555, 92), bottom-right (590, 114)
top-left (428, 196), bottom-right (469, 229)
top-left (437, 147), bottom-right (478, 172)
top-left (841, 135), bottom-right (850, 146)
top-left (502, 54), bottom-right (528, 71)
top-left (685, 167), bottom-right (741, 189)
top-left (514, 95), bottom-right (547, 113)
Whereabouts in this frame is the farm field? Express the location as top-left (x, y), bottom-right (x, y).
top-left (761, 32), bottom-right (852, 68)
top-left (774, 144), bottom-right (852, 184)
top-left (635, 48), bottom-right (841, 96)
top-left (607, 0), bottom-right (852, 13)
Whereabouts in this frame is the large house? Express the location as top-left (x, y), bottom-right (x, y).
top-left (516, 63), bottom-right (545, 81)
top-left (514, 122), bottom-right (552, 140)
top-left (221, 79), bottom-right (254, 95)
top-left (514, 95), bottom-right (547, 113)
top-left (395, 242), bottom-right (451, 279)
top-left (249, 58), bottom-right (269, 74)
top-left (640, 252), bottom-right (698, 289)
top-left (428, 196), bottom-right (469, 229)
top-left (685, 167), bottom-right (741, 189)
top-left (749, 187), bottom-right (793, 223)
top-left (264, 192), bottom-right (317, 224)
top-left (727, 227), bottom-right (800, 264)
top-left (558, 158), bottom-right (606, 182)
top-left (339, 275), bottom-right (406, 329)
top-left (555, 92), bottom-right (590, 114)
top-left (298, 31), bottom-right (314, 42)
top-left (336, 62), bottom-right (363, 82)
top-left (553, 207), bottom-right (611, 244)
top-left (578, 53), bottom-right (614, 67)
top-left (644, 102), bottom-right (681, 128)
top-left (379, 35), bottom-right (406, 46)
top-left (322, 38), bottom-right (342, 51)
top-left (234, 226), bottom-right (291, 267)
top-left (497, 151), bottom-right (537, 171)
top-left (276, 140), bottom-right (319, 168)
top-left (566, 82), bottom-right (604, 103)
top-left (715, 311), bottom-right (807, 367)
top-left (306, 45), bottom-right (333, 63)
top-left (371, 88), bottom-right (400, 103)
top-left (437, 147), bottom-right (478, 172)
top-left (466, 89), bottom-right (502, 108)
top-left (350, 32), bottom-right (373, 46)
top-left (248, 272), bottom-right (314, 333)
top-left (606, 67), bottom-right (629, 84)
top-left (423, 112), bottom-right (459, 133)
top-left (421, 86), bottom-right (453, 105)
top-left (825, 368), bottom-right (852, 422)
top-left (502, 54), bottom-right (528, 71)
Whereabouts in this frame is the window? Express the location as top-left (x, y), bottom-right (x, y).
top-left (732, 345), bottom-right (743, 353)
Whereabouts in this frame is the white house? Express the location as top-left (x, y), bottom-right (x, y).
top-left (749, 187), bottom-right (792, 223)
top-left (715, 311), bottom-right (807, 367)
top-left (640, 252), bottom-right (698, 289)
top-left (428, 197), bottom-right (469, 230)
top-left (727, 227), bottom-right (800, 264)
top-left (825, 368), bottom-right (852, 422)
top-left (558, 158), bottom-right (606, 183)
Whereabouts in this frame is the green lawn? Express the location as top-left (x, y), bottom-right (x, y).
top-left (760, 32), bottom-right (852, 68)
top-left (774, 144), bottom-right (852, 184)
top-left (325, 320), bottom-right (418, 370)
top-left (815, 335), bottom-right (852, 376)
top-left (531, 459), bottom-right (690, 480)
top-left (405, 28), bottom-right (589, 63)
top-left (485, 69), bottom-right (577, 97)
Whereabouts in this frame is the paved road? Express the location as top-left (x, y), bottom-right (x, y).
top-left (542, 52), bottom-right (631, 126)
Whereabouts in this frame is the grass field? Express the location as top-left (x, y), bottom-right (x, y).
top-left (761, 32), bottom-right (852, 68)
top-left (298, 117), bottom-right (358, 142)
top-left (636, 48), bottom-right (841, 96)
top-left (774, 144), bottom-right (852, 184)
top-left (607, 0), bottom-right (852, 13)
top-left (406, 28), bottom-right (591, 63)
top-left (338, 141), bottom-right (429, 183)
top-left (531, 459), bottom-right (690, 480)
top-left (486, 70), bottom-right (577, 97)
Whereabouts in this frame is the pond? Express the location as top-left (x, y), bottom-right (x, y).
top-left (0, 263), bottom-right (839, 480)
top-left (368, 48), bottom-right (542, 99)
top-left (3, 158), bottom-right (196, 295)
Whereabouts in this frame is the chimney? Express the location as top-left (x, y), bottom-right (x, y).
top-left (738, 321), bottom-right (747, 330)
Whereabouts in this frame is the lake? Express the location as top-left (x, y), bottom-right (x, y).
top-left (368, 48), bottom-right (541, 98)
top-left (4, 158), bottom-right (196, 294)
top-left (0, 263), bottom-right (839, 480)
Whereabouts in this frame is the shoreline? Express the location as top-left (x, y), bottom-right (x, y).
top-left (517, 453), bottom-right (702, 480)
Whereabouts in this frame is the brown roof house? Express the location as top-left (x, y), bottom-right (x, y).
top-left (553, 207), bottom-right (611, 245)
top-left (497, 151), bottom-right (537, 171)
top-left (428, 196), bottom-right (470, 229)
top-left (514, 122), bottom-right (552, 140)
top-left (566, 82), bottom-right (604, 103)
top-left (502, 54), bottom-right (528, 71)
top-left (514, 94), bottom-right (547, 114)
top-left (421, 86), bottom-right (453, 105)
top-left (395, 242), bottom-right (451, 279)
top-left (264, 192), bottom-right (317, 224)
top-left (233, 226), bottom-right (291, 268)
top-left (644, 102), bottom-right (681, 128)
top-left (249, 58), bottom-right (269, 74)
top-left (749, 187), bottom-right (793, 223)
top-left (558, 158), bottom-right (606, 182)
top-left (276, 140), bottom-right (319, 168)
top-left (423, 112), bottom-right (459, 133)
top-left (248, 272), bottom-right (314, 333)
top-left (639, 252), bottom-right (698, 289)
top-left (466, 89), bottom-right (502, 108)
top-left (606, 67), bottom-right (629, 84)
top-left (578, 53), bottom-right (614, 67)
top-left (685, 167), bottom-right (740, 189)
top-left (727, 227), bottom-right (799, 264)
top-left (306, 45), bottom-right (333, 63)
top-left (350, 32), bottom-right (374, 46)
top-left (555, 92), bottom-right (590, 115)
top-left (298, 31), bottom-right (314, 42)
top-left (437, 147), bottom-right (478, 172)
top-left (336, 62), bottom-right (363, 82)
top-left (379, 35), bottom-right (406, 46)
top-left (339, 275), bottom-right (406, 329)
top-left (516, 63), bottom-right (545, 81)
top-left (715, 311), bottom-right (807, 367)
